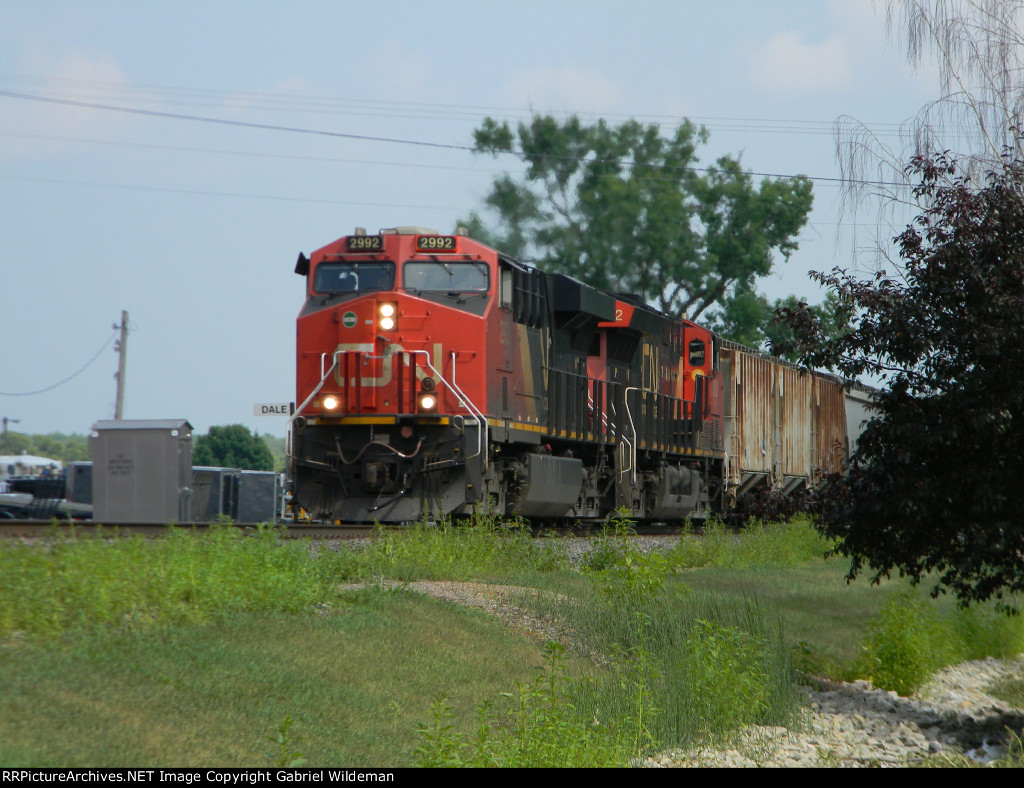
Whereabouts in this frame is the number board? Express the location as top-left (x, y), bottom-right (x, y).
top-left (415, 235), bottom-right (457, 252)
top-left (346, 235), bottom-right (384, 252)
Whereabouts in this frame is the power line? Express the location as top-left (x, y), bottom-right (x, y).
top-left (0, 73), bottom-right (913, 133)
top-left (0, 90), bottom-right (474, 152)
top-left (0, 329), bottom-right (118, 397)
top-left (0, 174), bottom-right (464, 210)
top-left (0, 130), bottom-right (500, 173)
top-left (0, 128), bottom-right (852, 195)
top-left (0, 90), bottom-right (910, 188)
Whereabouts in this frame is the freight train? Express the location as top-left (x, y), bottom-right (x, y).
top-left (289, 227), bottom-right (872, 524)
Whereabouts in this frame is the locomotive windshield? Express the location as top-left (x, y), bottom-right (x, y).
top-left (403, 261), bottom-right (489, 293)
top-left (313, 261), bottom-right (395, 294)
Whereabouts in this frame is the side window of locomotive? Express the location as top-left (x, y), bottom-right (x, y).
top-left (500, 268), bottom-right (513, 310)
top-left (403, 262), bottom-right (489, 293)
top-left (688, 338), bottom-right (707, 367)
top-left (313, 262), bottom-right (395, 294)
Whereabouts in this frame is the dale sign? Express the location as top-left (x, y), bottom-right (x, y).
top-left (253, 403), bottom-right (291, 417)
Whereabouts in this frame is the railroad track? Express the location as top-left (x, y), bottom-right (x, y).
top-left (0, 520), bottom-right (375, 538)
top-left (0, 519), bottom-right (685, 539)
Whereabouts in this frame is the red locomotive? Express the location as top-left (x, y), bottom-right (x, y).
top-left (290, 226), bottom-right (868, 523)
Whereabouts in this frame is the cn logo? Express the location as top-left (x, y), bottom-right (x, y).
top-left (331, 342), bottom-right (444, 387)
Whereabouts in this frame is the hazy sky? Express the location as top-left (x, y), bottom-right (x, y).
top-left (0, 0), bottom-right (938, 438)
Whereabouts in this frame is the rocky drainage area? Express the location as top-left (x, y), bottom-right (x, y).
top-left (642, 655), bottom-right (1024, 767)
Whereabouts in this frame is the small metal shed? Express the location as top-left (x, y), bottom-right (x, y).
top-left (89, 419), bottom-right (193, 523)
top-left (191, 466), bottom-right (240, 522)
top-left (191, 467), bottom-right (279, 523)
top-left (237, 470), bottom-right (279, 523)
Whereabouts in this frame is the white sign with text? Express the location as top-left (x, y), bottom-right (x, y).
top-left (253, 403), bottom-right (291, 416)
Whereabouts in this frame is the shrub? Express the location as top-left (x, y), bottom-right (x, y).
top-left (855, 593), bottom-right (956, 696)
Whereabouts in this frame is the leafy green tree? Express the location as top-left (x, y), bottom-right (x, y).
top-left (464, 115), bottom-right (814, 327)
top-left (1, 431), bottom-right (33, 457)
top-left (764, 293), bottom-right (849, 362)
top-left (706, 283), bottom-right (773, 349)
top-left (260, 432), bottom-right (287, 473)
top-left (1, 432), bottom-right (89, 463)
top-left (698, 287), bottom-right (849, 357)
top-left (193, 424), bottom-right (274, 471)
top-left (780, 146), bottom-right (1024, 608)
top-left (33, 433), bottom-right (90, 463)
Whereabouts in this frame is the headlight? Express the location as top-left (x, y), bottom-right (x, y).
top-left (418, 392), bottom-right (438, 413)
top-left (378, 302), bottom-right (397, 331)
top-left (322, 395), bottom-right (340, 411)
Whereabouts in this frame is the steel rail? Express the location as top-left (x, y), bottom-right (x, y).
top-left (0, 519), bottom-right (687, 538)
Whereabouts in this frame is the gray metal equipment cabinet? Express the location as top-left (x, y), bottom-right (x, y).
top-left (90, 419), bottom-right (193, 523)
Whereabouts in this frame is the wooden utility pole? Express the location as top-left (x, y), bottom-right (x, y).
top-left (114, 311), bottom-right (128, 420)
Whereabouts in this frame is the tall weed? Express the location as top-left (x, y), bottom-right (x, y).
top-left (668, 514), bottom-right (834, 570)
top-left (949, 604), bottom-right (1024, 661)
top-left (678, 619), bottom-right (773, 735)
top-left (563, 512), bottom-right (798, 748)
top-left (582, 511), bottom-right (677, 611)
top-left (356, 515), bottom-right (566, 583)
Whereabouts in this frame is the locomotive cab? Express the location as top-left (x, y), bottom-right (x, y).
top-left (290, 227), bottom-right (498, 522)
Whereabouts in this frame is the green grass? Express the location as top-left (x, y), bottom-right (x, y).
top-left (669, 514), bottom-right (837, 569)
top-left (1, 515), bottom-right (1021, 766)
top-left (0, 595), bottom-right (547, 767)
top-left (681, 562), bottom-right (897, 678)
top-left (0, 523), bottom-right (356, 637)
top-left (506, 516), bottom-right (804, 751)
top-left (677, 539), bottom-right (1024, 688)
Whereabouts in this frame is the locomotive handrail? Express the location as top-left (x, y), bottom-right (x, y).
top-left (586, 385), bottom-right (634, 480)
top-left (291, 350), bottom-right (342, 427)
top-left (407, 349), bottom-right (489, 471)
top-left (286, 350), bottom-right (343, 460)
top-left (624, 386), bottom-right (639, 485)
